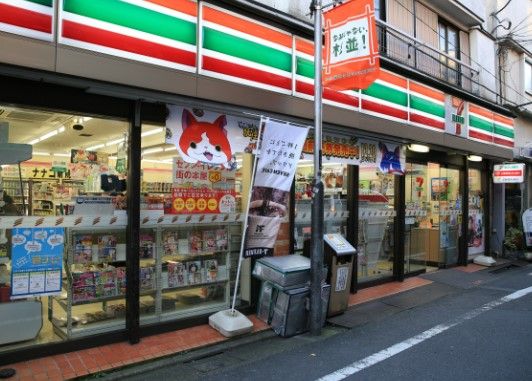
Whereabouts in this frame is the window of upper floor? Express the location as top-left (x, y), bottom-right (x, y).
top-left (525, 60), bottom-right (532, 95)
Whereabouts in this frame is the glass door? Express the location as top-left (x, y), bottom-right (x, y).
top-left (437, 167), bottom-right (462, 266)
top-left (405, 162), bottom-right (431, 274)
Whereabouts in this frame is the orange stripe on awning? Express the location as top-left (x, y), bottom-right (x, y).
top-left (296, 38), bottom-right (314, 55)
top-left (377, 70), bottom-right (407, 88)
top-left (203, 5), bottom-right (292, 48)
top-left (469, 104), bottom-right (493, 119)
top-left (144, 0), bottom-right (197, 17)
top-left (493, 113), bottom-right (514, 127)
top-left (409, 82), bottom-right (445, 102)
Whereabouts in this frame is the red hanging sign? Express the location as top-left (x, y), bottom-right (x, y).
top-left (323, 0), bottom-right (380, 90)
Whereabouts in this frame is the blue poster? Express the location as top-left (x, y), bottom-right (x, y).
top-left (10, 227), bottom-right (64, 298)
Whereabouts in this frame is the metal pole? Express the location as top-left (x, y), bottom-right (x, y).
top-left (310, 0), bottom-right (324, 336)
top-left (231, 121), bottom-right (263, 313)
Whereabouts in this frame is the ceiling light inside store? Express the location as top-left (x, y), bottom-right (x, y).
top-left (468, 155), bottom-right (482, 162)
top-left (86, 143), bottom-right (105, 151)
top-left (164, 146), bottom-right (177, 151)
top-left (141, 127), bottom-right (164, 137)
top-left (143, 147), bottom-right (164, 155)
top-left (106, 138), bottom-right (125, 146)
top-left (53, 153), bottom-right (71, 157)
top-left (33, 151), bottom-right (50, 156)
top-left (28, 126), bottom-right (66, 145)
top-left (408, 144), bottom-right (430, 153)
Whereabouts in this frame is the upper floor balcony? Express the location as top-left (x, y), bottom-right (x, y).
top-left (375, 19), bottom-right (501, 105)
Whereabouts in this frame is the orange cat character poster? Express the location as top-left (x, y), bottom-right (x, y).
top-left (165, 106), bottom-right (259, 169)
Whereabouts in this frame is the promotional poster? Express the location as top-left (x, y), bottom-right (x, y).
top-left (244, 120), bottom-right (308, 258)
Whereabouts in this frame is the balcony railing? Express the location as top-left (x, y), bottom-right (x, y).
top-left (376, 20), bottom-right (500, 104)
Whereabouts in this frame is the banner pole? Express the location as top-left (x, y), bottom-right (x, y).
top-left (310, 0), bottom-right (324, 336)
top-left (230, 120), bottom-right (264, 313)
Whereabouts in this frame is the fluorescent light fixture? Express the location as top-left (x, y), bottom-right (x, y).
top-left (141, 127), bottom-right (164, 137)
top-left (468, 155), bottom-right (482, 162)
top-left (86, 144), bottom-right (105, 151)
top-left (28, 126), bottom-right (66, 145)
top-left (33, 151), bottom-right (50, 156)
top-left (108, 156), bottom-right (118, 160)
top-left (143, 147), bottom-right (164, 155)
top-left (142, 159), bottom-right (172, 164)
top-left (106, 138), bottom-right (125, 146)
top-left (164, 146), bottom-right (177, 151)
top-left (53, 153), bottom-right (71, 157)
top-left (408, 144), bottom-right (430, 153)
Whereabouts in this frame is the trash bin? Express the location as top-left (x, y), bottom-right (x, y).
top-left (323, 233), bottom-right (357, 316)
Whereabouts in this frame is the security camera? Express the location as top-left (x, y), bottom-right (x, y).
top-left (72, 123), bottom-right (84, 131)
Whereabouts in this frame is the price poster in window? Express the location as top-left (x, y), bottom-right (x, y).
top-left (10, 227), bottom-right (64, 299)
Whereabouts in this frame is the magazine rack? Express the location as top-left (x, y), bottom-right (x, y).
top-left (48, 218), bottom-right (240, 339)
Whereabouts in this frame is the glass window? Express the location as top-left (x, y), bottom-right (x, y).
top-left (468, 169), bottom-right (484, 257)
top-left (294, 161), bottom-right (348, 254)
top-left (137, 106), bottom-right (256, 324)
top-left (438, 20), bottom-right (460, 85)
top-left (525, 61), bottom-right (532, 94)
top-left (358, 168), bottom-right (395, 282)
top-left (0, 105), bottom-right (129, 351)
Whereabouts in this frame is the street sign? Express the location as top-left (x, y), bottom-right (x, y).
top-left (493, 163), bottom-right (525, 183)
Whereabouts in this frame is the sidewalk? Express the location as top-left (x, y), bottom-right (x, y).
top-left (1, 264), bottom-right (489, 381)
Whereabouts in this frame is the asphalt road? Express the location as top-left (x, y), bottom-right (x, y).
top-left (106, 263), bottom-right (532, 381)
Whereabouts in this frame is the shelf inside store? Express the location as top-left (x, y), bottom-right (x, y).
top-left (55, 289), bottom-right (156, 309)
top-left (161, 279), bottom-right (229, 293)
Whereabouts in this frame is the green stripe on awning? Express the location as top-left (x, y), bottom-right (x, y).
top-left (362, 82), bottom-right (407, 106)
top-left (409, 95), bottom-right (445, 118)
top-left (494, 124), bottom-right (514, 138)
top-left (63, 0), bottom-right (196, 45)
top-left (203, 27), bottom-right (292, 72)
top-left (469, 115), bottom-right (493, 133)
top-left (27, 0), bottom-right (53, 7)
top-left (296, 57), bottom-right (314, 79)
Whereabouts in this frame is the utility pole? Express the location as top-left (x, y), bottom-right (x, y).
top-left (310, 0), bottom-right (324, 336)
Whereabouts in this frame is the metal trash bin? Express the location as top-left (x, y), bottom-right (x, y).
top-left (323, 233), bottom-right (357, 316)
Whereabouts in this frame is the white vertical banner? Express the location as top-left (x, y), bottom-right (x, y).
top-left (244, 119), bottom-right (309, 258)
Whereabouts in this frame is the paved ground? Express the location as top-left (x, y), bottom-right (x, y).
top-left (102, 261), bottom-right (532, 381)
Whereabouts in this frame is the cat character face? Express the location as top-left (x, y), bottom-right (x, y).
top-left (378, 143), bottom-right (403, 174)
top-left (178, 109), bottom-right (233, 168)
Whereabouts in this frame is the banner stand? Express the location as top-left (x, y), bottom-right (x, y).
top-left (208, 120), bottom-right (264, 337)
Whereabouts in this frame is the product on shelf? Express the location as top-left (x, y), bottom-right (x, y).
top-left (202, 230), bottom-right (216, 252)
top-left (162, 231), bottom-right (179, 256)
top-left (215, 229), bottom-right (228, 251)
top-left (73, 235), bottom-right (93, 264)
top-left (97, 235), bottom-right (117, 262)
top-left (139, 233), bottom-right (155, 259)
top-left (186, 260), bottom-right (202, 285)
top-left (188, 231), bottom-right (202, 254)
top-left (204, 259), bottom-right (218, 282)
top-left (139, 266), bottom-right (155, 291)
top-left (167, 261), bottom-right (186, 287)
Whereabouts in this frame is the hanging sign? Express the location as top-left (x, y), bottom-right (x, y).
top-left (166, 106), bottom-right (259, 169)
top-left (244, 119), bottom-right (308, 258)
top-left (493, 163), bottom-right (525, 183)
top-left (323, 0), bottom-right (380, 90)
top-left (10, 227), bottom-right (64, 299)
top-left (301, 134), bottom-right (405, 174)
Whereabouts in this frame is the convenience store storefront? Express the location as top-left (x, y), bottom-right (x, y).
top-left (0, 0), bottom-right (515, 363)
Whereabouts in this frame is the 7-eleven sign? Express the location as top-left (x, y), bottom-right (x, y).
top-left (323, 0), bottom-right (380, 90)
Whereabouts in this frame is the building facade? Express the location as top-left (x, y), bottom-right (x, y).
top-left (0, 0), bottom-right (525, 363)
